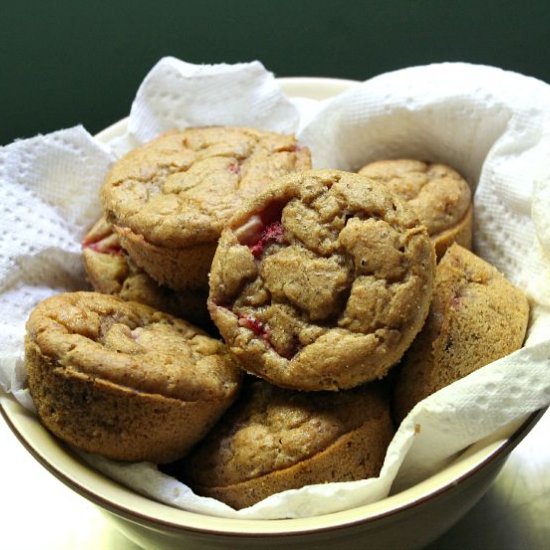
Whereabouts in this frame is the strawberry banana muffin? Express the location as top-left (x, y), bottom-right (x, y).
top-left (358, 159), bottom-right (472, 259)
top-left (82, 216), bottom-right (211, 331)
top-left (178, 380), bottom-right (394, 509)
top-left (393, 244), bottom-right (530, 422)
top-left (25, 291), bottom-right (242, 463)
top-left (208, 169), bottom-right (436, 391)
top-left (101, 126), bottom-right (311, 291)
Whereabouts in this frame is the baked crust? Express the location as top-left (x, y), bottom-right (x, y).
top-left (358, 159), bottom-right (472, 259)
top-left (180, 380), bottom-right (394, 509)
top-left (25, 291), bottom-right (242, 463)
top-left (101, 127), bottom-right (311, 290)
top-left (208, 169), bottom-right (436, 391)
top-left (393, 244), bottom-right (530, 422)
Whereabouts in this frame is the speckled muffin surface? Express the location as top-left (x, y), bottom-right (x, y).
top-left (25, 291), bottom-right (242, 463)
top-left (208, 169), bottom-right (436, 391)
top-left (393, 244), bottom-right (530, 422)
top-left (101, 126), bottom-right (311, 290)
top-left (82, 216), bottom-right (211, 330)
top-left (179, 380), bottom-right (394, 509)
top-left (358, 159), bottom-right (472, 258)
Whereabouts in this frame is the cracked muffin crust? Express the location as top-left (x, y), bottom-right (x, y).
top-left (82, 216), bottom-right (211, 331)
top-left (358, 159), bottom-right (472, 259)
top-left (178, 379), bottom-right (394, 509)
top-left (208, 169), bottom-right (436, 391)
top-left (25, 291), bottom-right (242, 463)
top-left (393, 244), bottom-right (530, 422)
top-left (100, 126), bottom-right (311, 291)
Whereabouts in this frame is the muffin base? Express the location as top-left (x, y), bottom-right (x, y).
top-left (432, 203), bottom-right (473, 260)
top-left (185, 386), bottom-right (394, 509)
top-left (116, 224), bottom-right (216, 291)
top-left (26, 338), bottom-right (234, 464)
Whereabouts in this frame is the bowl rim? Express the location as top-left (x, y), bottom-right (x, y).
top-left (0, 75), bottom-right (545, 539)
top-left (1, 393), bottom-right (543, 539)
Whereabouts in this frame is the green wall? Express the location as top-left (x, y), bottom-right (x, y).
top-left (2, 0), bottom-right (549, 145)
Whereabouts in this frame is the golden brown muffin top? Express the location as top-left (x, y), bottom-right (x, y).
top-left (358, 159), bottom-right (471, 238)
top-left (183, 380), bottom-right (390, 487)
top-left (418, 243), bottom-right (529, 380)
top-left (393, 243), bottom-right (530, 421)
top-left (26, 291), bottom-right (241, 401)
top-left (208, 169), bottom-right (435, 390)
top-left (101, 127), bottom-right (311, 248)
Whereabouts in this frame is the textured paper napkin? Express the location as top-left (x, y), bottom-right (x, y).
top-left (1, 57), bottom-right (549, 519)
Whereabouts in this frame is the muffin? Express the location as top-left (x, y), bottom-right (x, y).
top-left (393, 244), bottom-right (530, 423)
top-left (208, 169), bottom-right (436, 391)
top-left (358, 159), bottom-right (472, 258)
top-left (82, 216), bottom-right (211, 331)
top-left (178, 380), bottom-right (394, 509)
top-left (101, 126), bottom-right (311, 291)
top-left (25, 291), bottom-right (242, 463)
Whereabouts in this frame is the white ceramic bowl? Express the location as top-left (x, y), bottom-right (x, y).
top-left (0, 77), bottom-right (544, 550)
top-left (0, 391), bottom-right (542, 550)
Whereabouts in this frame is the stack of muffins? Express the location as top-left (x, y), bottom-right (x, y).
top-left (24, 126), bottom-right (529, 510)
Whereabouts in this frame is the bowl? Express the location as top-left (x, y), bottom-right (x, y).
top-left (0, 390), bottom-right (542, 550)
top-left (0, 77), bottom-right (545, 550)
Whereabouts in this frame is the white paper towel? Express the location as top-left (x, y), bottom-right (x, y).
top-left (0, 126), bottom-right (114, 406)
top-left (1, 57), bottom-right (550, 520)
top-left (109, 56), bottom-right (301, 156)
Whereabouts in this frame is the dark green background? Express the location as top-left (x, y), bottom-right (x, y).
top-left (2, 0), bottom-right (550, 145)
